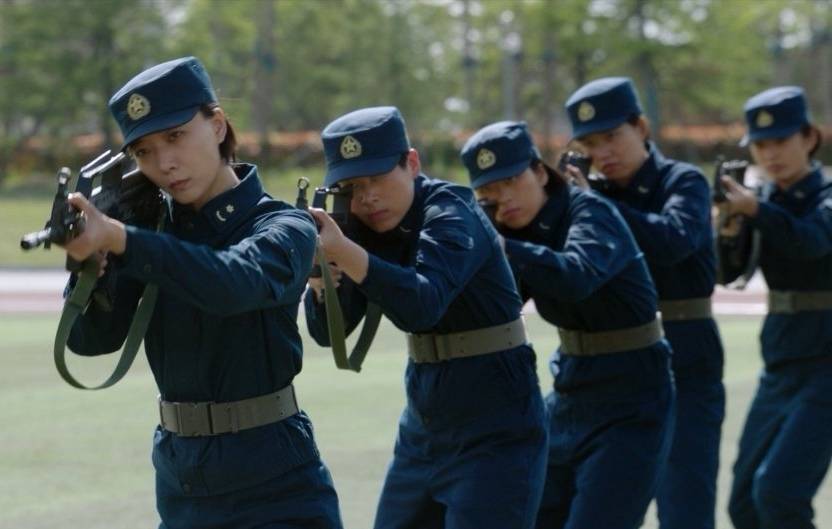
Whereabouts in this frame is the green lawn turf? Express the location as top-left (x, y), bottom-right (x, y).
top-left (1, 313), bottom-right (829, 528)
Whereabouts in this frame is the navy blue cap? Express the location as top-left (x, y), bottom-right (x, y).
top-left (109, 57), bottom-right (217, 149)
top-left (460, 121), bottom-right (541, 189)
top-left (741, 86), bottom-right (811, 146)
top-left (565, 77), bottom-right (643, 139)
top-left (321, 106), bottom-right (410, 187)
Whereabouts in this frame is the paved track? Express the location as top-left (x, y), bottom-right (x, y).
top-left (0, 268), bottom-right (768, 315)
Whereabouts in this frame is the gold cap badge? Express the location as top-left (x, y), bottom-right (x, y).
top-left (477, 148), bottom-right (496, 170)
top-left (756, 110), bottom-right (774, 128)
top-left (578, 101), bottom-right (596, 122)
top-left (340, 135), bottom-right (362, 159)
top-left (127, 93), bottom-right (151, 121)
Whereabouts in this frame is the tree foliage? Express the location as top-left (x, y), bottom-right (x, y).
top-left (1, 0), bottom-right (830, 180)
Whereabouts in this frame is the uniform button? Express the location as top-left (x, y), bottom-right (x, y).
top-left (186, 222), bottom-right (195, 230)
top-left (182, 482), bottom-right (192, 494)
top-left (143, 264), bottom-right (152, 274)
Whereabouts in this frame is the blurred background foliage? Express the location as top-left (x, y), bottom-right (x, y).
top-left (1, 0), bottom-right (831, 188)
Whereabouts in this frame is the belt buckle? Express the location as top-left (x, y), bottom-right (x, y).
top-left (774, 291), bottom-right (796, 313)
top-left (432, 333), bottom-right (452, 362)
top-left (209, 401), bottom-right (239, 434)
top-left (172, 401), bottom-right (213, 436)
top-left (784, 291), bottom-right (797, 312)
top-left (575, 331), bottom-right (587, 356)
top-left (158, 396), bottom-right (166, 430)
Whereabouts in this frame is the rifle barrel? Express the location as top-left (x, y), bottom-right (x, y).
top-left (20, 228), bottom-right (51, 250)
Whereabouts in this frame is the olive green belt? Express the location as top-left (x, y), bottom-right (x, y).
top-left (658, 297), bottom-right (713, 321)
top-left (159, 384), bottom-right (298, 437)
top-left (768, 290), bottom-right (832, 314)
top-left (558, 318), bottom-right (664, 356)
top-left (407, 317), bottom-right (527, 363)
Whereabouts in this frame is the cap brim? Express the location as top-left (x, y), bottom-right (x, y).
top-left (571, 115), bottom-right (630, 140)
top-left (740, 123), bottom-right (804, 148)
top-left (324, 153), bottom-right (402, 187)
top-left (471, 159), bottom-right (532, 189)
top-left (121, 106), bottom-right (201, 150)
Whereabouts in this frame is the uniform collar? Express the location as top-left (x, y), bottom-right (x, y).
top-left (622, 141), bottom-right (663, 199)
top-left (172, 163), bottom-right (264, 233)
top-left (770, 162), bottom-right (824, 203)
top-left (352, 173), bottom-right (425, 245)
top-left (503, 181), bottom-right (569, 241)
top-left (397, 173), bottom-right (425, 236)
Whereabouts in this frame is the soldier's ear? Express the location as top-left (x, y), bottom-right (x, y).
top-left (635, 116), bottom-right (651, 141)
top-left (532, 162), bottom-right (549, 187)
top-left (406, 149), bottom-right (421, 179)
top-left (208, 107), bottom-right (228, 144)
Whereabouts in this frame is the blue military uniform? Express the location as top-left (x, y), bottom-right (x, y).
top-left (68, 57), bottom-right (342, 529)
top-left (460, 121), bottom-right (675, 529)
top-left (566, 78), bottom-right (725, 529)
top-left (305, 107), bottom-right (547, 529)
top-left (727, 87), bottom-right (832, 529)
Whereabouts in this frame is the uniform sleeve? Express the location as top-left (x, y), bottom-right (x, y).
top-left (503, 197), bottom-right (639, 302)
top-left (303, 276), bottom-right (370, 347)
top-left (356, 196), bottom-right (493, 332)
top-left (119, 209), bottom-right (317, 316)
top-left (613, 172), bottom-right (711, 265)
top-left (748, 197), bottom-right (832, 259)
top-left (66, 271), bottom-right (145, 356)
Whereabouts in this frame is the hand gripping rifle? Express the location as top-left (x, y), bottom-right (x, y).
top-left (712, 157), bottom-right (761, 289)
top-left (296, 178), bottom-right (381, 372)
top-left (20, 151), bottom-right (165, 389)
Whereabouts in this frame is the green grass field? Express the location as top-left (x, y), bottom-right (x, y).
top-left (2, 312), bottom-right (829, 528)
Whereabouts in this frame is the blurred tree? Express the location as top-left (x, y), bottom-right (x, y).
top-left (253, 0), bottom-right (278, 153)
top-left (1, 0), bottom-right (829, 182)
top-left (0, 0), bottom-right (172, 181)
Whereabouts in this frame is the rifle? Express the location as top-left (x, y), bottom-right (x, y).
top-left (20, 151), bottom-right (165, 389)
top-left (296, 178), bottom-right (381, 372)
top-left (712, 157), bottom-right (760, 289)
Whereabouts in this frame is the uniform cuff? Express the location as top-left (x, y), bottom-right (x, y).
top-left (747, 201), bottom-right (778, 232)
top-left (118, 225), bottom-right (162, 281)
top-left (357, 253), bottom-right (406, 302)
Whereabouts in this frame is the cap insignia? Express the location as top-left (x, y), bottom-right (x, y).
top-left (477, 148), bottom-right (496, 170)
top-left (756, 110), bottom-right (774, 128)
top-left (578, 101), bottom-right (596, 122)
top-left (127, 93), bottom-right (151, 121)
top-left (340, 135), bottom-right (362, 159)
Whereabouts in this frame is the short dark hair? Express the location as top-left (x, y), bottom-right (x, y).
top-left (531, 159), bottom-right (567, 196)
top-left (200, 104), bottom-right (237, 163)
top-left (626, 114), bottom-right (651, 140)
top-left (396, 151), bottom-right (409, 169)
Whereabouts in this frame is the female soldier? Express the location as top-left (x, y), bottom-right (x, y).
top-left (565, 77), bottom-right (726, 529)
top-left (62, 57), bottom-right (342, 529)
top-left (304, 106), bottom-right (547, 529)
top-left (721, 86), bottom-right (832, 529)
top-left (460, 121), bottom-right (675, 529)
